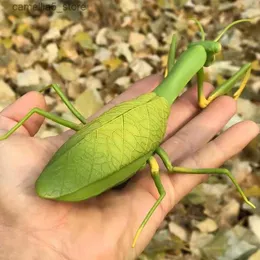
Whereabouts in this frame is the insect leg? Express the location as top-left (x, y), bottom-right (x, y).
top-left (40, 84), bottom-right (87, 124)
top-left (197, 63), bottom-right (252, 108)
top-left (132, 156), bottom-right (166, 248)
top-left (155, 147), bottom-right (255, 209)
top-left (0, 108), bottom-right (82, 140)
top-left (164, 34), bottom-right (178, 78)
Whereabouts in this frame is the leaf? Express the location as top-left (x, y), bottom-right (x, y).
top-left (75, 88), bottom-right (104, 119)
top-left (249, 215), bottom-right (260, 242)
top-left (16, 23), bottom-right (29, 35)
top-left (173, 0), bottom-right (190, 8)
top-left (202, 231), bottom-right (228, 259)
top-left (248, 250), bottom-right (260, 260)
top-left (244, 186), bottom-right (260, 197)
top-left (217, 225), bottom-right (259, 260)
top-left (234, 248), bottom-right (259, 260)
top-left (74, 32), bottom-right (95, 50)
top-left (0, 38), bottom-right (12, 49)
top-left (157, 0), bottom-right (174, 9)
top-left (103, 58), bottom-right (123, 71)
top-left (53, 62), bottom-right (80, 81)
top-left (144, 229), bottom-right (187, 255)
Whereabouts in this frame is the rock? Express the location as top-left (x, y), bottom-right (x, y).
top-left (59, 41), bottom-right (79, 61)
top-left (0, 4), bottom-right (4, 23)
top-left (12, 35), bottom-right (33, 52)
top-left (43, 43), bottom-right (58, 64)
top-left (17, 47), bottom-right (43, 69)
top-left (195, 218), bottom-right (218, 233)
top-left (237, 98), bottom-right (258, 121)
top-left (206, 61), bottom-right (240, 82)
top-left (248, 215), bottom-right (260, 242)
top-left (120, 0), bottom-right (141, 13)
top-left (146, 33), bottom-right (159, 50)
top-left (88, 65), bottom-right (106, 74)
top-left (53, 62), bottom-right (81, 81)
top-left (16, 69), bottom-right (40, 87)
top-left (130, 59), bottom-right (153, 78)
top-left (201, 183), bottom-right (229, 199)
top-left (251, 81), bottom-right (260, 95)
top-left (94, 48), bottom-right (112, 62)
top-left (42, 28), bottom-right (61, 43)
top-left (60, 112), bottom-right (79, 132)
top-left (219, 199), bottom-right (240, 227)
top-left (85, 76), bottom-right (103, 90)
top-left (50, 18), bottom-right (72, 31)
top-left (241, 0), bottom-right (260, 19)
top-left (169, 221), bottom-right (188, 241)
top-left (249, 250), bottom-right (260, 260)
top-left (44, 95), bottom-right (56, 108)
top-left (95, 28), bottom-right (109, 46)
top-left (0, 80), bottom-right (15, 103)
top-left (104, 93), bottom-right (115, 104)
top-left (231, 158), bottom-right (252, 183)
top-left (129, 32), bottom-right (146, 51)
top-left (115, 76), bottom-right (131, 90)
top-left (67, 82), bottom-right (83, 100)
top-left (190, 231), bottom-right (214, 257)
top-left (147, 55), bottom-right (161, 67)
top-left (221, 29), bottom-right (243, 52)
top-left (150, 17), bottom-right (167, 36)
top-left (115, 42), bottom-right (133, 62)
top-left (63, 24), bottom-right (84, 40)
top-left (35, 65), bottom-right (52, 86)
top-left (54, 102), bottom-right (68, 114)
top-left (74, 32), bottom-right (95, 50)
top-left (36, 15), bottom-right (50, 30)
top-left (75, 88), bottom-right (104, 119)
top-left (224, 114), bottom-right (243, 130)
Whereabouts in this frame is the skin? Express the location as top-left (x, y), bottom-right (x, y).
top-left (0, 74), bottom-right (258, 260)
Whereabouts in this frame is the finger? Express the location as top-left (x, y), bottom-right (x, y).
top-left (170, 120), bottom-right (260, 203)
top-left (162, 95), bottom-right (236, 163)
top-left (0, 91), bottom-right (47, 136)
top-left (129, 120), bottom-right (259, 254)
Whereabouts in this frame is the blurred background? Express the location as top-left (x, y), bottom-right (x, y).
top-left (0, 0), bottom-right (259, 259)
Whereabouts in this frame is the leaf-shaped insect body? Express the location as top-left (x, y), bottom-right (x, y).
top-left (36, 93), bottom-right (170, 201)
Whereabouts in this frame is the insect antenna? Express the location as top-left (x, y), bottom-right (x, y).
top-left (190, 18), bottom-right (205, 41)
top-left (214, 18), bottom-right (252, 42)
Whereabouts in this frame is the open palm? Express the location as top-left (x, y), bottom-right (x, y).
top-left (0, 74), bottom-right (258, 260)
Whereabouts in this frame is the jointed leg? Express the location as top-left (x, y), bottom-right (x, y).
top-left (0, 108), bottom-right (82, 140)
top-left (40, 84), bottom-right (87, 124)
top-left (155, 147), bottom-right (255, 209)
top-left (132, 156), bottom-right (166, 248)
top-left (197, 63), bottom-right (252, 108)
top-left (164, 35), bottom-right (178, 78)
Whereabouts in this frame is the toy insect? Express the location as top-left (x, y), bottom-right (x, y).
top-left (0, 19), bottom-right (255, 248)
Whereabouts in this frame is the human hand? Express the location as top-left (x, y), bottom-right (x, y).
top-left (0, 74), bottom-right (258, 260)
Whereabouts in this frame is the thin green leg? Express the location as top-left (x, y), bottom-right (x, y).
top-left (165, 35), bottom-right (178, 78)
top-left (40, 84), bottom-right (87, 124)
top-left (191, 18), bottom-right (205, 41)
top-left (197, 63), bottom-right (252, 108)
top-left (132, 156), bottom-right (166, 248)
top-left (155, 147), bottom-right (256, 209)
top-left (0, 108), bottom-right (82, 140)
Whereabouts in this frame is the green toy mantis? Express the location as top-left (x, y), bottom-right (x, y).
top-left (0, 19), bottom-right (256, 248)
